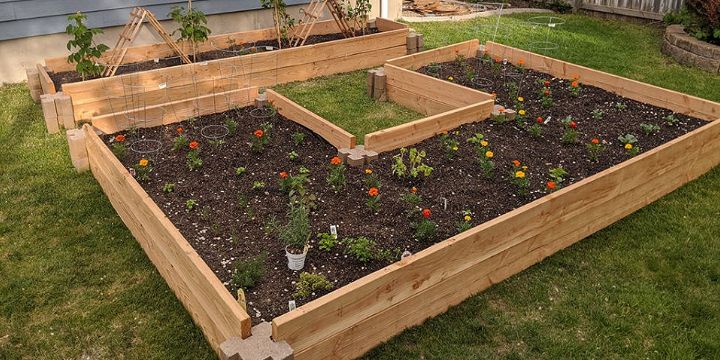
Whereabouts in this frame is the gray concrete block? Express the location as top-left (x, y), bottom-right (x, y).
top-left (220, 322), bottom-right (294, 360)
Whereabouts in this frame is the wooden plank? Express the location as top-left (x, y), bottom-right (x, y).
top-left (375, 17), bottom-right (408, 32)
top-left (580, 2), bottom-right (665, 20)
top-left (40, 94), bottom-right (59, 134)
top-left (384, 64), bottom-right (494, 114)
top-left (386, 39), bottom-right (480, 70)
top-left (274, 118), bottom-right (720, 358)
top-left (91, 87), bottom-right (259, 134)
top-left (36, 63), bottom-right (56, 95)
top-left (386, 85), bottom-right (455, 116)
top-left (484, 41), bottom-right (720, 121)
top-left (266, 89), bottom-right (356, 149)
top-left (55, 93), bottom-right (75, 129)
top-left (84, 126), bottom-right (252, 354)
top-left (364, 100), bottom-right (494, 153)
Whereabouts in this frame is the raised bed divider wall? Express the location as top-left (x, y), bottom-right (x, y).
top-left (82, 124), bottom-right (252, 353)
top-left (43, 18), bottom-right (409, 127)
top-left (270, 44), bottom-right (720, 360)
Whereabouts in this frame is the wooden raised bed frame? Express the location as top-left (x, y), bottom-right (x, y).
top-left (37, 18), bottom-right (409, 132)
top-left (76, 41), bottom-right (720, 360)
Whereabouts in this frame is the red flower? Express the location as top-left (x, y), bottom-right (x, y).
top-left (368, 187), bottom-right (379, 197)
top-left (410, 187), bottom-right (417, 194)
top-left (189, 141), bottom-right (199, 150)
top-left (544, 89), bottom-right (550, 96)
top-left (176, 127), bottom-right (183, 134)
top-left (571, 81), bottom-right (579, 88)
top-left (279, 171), bottom-right (288, 179)
top-left (544, 80), bottom-right (551, 87)
top-left (512, 160), bottom-right (521, 167)
top-left (536, 117), bottom-right (543, 124)
top-left (591, 138), bottom-right (600, 144)
top-left (115, 134), bottom-right (125, 142)
top-left (422, 208), bottom-right (431, 219)
top-left (569, 121), bottom-right (577, 129)
top-left (547, 181), bottom-right (557, 190)
top-left (254, 129), bottom-right (264, 138)
top-left (330, 156), bottom-right (342, 165)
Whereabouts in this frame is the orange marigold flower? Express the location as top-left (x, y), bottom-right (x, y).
top-left (410, 187), bottom-right (417, 194)
top-left (254, 129), bottom-right (264, 138)
top-left (422, 208), bottom-right (431, 218)
top-left (330, 156), bottom-right (342, 165)
top-left (189, 141), bottom-right (199, 150)
top-left (518, 59), bottom-right (525, 66)
top-left (368, 187), bottom-right (379, 197)
top-left (515, 171), bottom-right (526, 178)
top-left (139, 159), bottom-right (149, 167)
top-left (279, 171), bottom-right (289, 179)
top-left (177, 127), bottom-right (183, 134)
top-left (498, 107), bottom-right (506, 113)
top-left (571, 81), bottom-right (579, 88)
top-left (512, 160), bottom-right (521, 167)
top-left (591, 138), bottom-right (600, 144)
top-left (547, 181), bottom-right (556, 190)
top-left (115, 134), bottom-right (126, 142)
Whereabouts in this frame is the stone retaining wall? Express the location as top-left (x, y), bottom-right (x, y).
top-left (662, 25), bottom-right (720, 73)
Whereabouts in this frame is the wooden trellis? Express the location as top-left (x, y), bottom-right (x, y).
top-left (289, 0), bottom-right (355, 47)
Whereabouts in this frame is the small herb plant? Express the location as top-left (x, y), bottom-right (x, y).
top-left (366, 187), bottom-right (380, 212)
top-left (618, 134), bottom-right (640, 156)
top-left (591, 109), bottom-right (604, 119)
top-left (186, 141), bottom-right (203, 170)
top-left (168, 5), bottom-right (211, 61)
top-left (291, 131), bottom-right (306, 146)
top-left (65, 12), bottom-right (109, 80)
top-left (279, 202), bottom-right (310, 252)
top-left (326, 156), bottom-right (346, 191)
top-left (413, 208), bottom-right (436, 242)
top-left (392, 148), bottom-right (433, 179)
top-left (568, 78), bottom-right (581, 97)
top-left (547, 167), bottom-right (568, 192)
top-left (561, 116), bottom-right (579, 144)
top-left (615, 102), bottom-right (627, 111)
top-left (586, 138), bottom-right (604, 162)
top-left (252, 181), bottom-right (266, 190)
top-left (172, 127), bottom-right (189, 151)
top-left (456, 210), bottom-right (473, 233)
top-left (225, 118), bottom-right (238, 136)
top-left (663, 114), bottom-right (680, 126)
top-left (288, 151), bottom-right (299, 161)
top-left (529, 116), bottom-right (544, 137)
top-left (439, 132), bottom-right (460, 159)
top-left (232, 252), bottom-right (266, 289)
top-left (510, 160), bottom-right (530, 195)
top-left (235, 166), bottom-right (247, 176)
top-left (186, 199), bottom-right (197, 210)
top-left (293, 272), bottom-right (332, 299)
top-left (250, 128), bottom-right (268, 152)
top-left (163, 183), bottom-right (176, 193)
top-left (342, 236), bottom-right (378, 262)
top-left (467, 133), bottom-right (494, 178)
top-left (278, 171), bottom-right (309, 194)
top-left (317, 233), bottom-right (337, 252)
top-left (640, 123), bottom-right (661, 136)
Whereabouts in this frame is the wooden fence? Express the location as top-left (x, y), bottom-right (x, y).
top-left (576, 0), bottom-right (685, 20)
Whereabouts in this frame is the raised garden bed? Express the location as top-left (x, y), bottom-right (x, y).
top-left (32, 18), bottom-right (410, 133)
top-left (71, 41), bottom-right (720, 360)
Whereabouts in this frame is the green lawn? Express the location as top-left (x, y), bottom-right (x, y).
top-left (1, 13), bottom-right (719, 359)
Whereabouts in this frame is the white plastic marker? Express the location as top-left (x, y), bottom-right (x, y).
top-left (288, 300), bottom-right (296, 311)
top-left (153, 58), bottom-right (160, 63)
top-left (158, 82), bottom-right (167, 89)
top-left (401, 250), bottom-right (412, 259)
top-left (330, 225), bottom-right (338, 239)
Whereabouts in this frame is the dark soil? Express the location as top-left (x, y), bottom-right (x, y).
top-left (103, 62), bottom-right (708, 321)
top-left (50, 30), bottom-right (376, 91)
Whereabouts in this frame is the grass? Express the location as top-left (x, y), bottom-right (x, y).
top-left (274, 70), bottom-right (422, 143)
top-left (1, 12), bottom-right (719, 359)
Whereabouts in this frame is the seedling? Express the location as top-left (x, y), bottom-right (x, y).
top-left (640, 123), bottom-right (660, 136)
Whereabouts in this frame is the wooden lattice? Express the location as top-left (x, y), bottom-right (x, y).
top-left (289, 0), bottom-right (355, 47)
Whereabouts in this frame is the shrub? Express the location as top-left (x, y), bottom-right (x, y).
top-left (65, 12), bottom-right (109, 80)
top-left (293, 272), bottom-right (333, 299)
top-left (232, 253), bottom-right (266, 289)
top-left (666, 1), bottom-right (720, 44)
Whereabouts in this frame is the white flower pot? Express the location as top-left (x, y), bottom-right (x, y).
top-left (285, 246), bottom-right (308, 271)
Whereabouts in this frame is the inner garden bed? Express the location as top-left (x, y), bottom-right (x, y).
top-left (101, 61), bottom-right (708, 324)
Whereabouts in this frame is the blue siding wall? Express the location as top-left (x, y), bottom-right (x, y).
top-left (0, 0), bottom-right (307, 41)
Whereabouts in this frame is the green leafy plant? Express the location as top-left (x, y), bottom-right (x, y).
top-left (615, 102), bottom-right (627, 110)
top-left (291, 131), bottom-right (306, 146)
top-left (110, 134), bottom-right (127, 158)
top-left (591, 109), bottom-right (604, 119)
top-left (172, 134), bottom-right (190, 151)
top-left (510, 160), bottom-right (530, 195)
top-left (456, 210), bottom-right (473, 233)
top-left (225, 118), bottom-right (238, 136)
top-left (619, 133), bottom-right (640, 156)
top-left (163, 183), bottom-right (176, 193)
top-left (363, 168), bottom-right (381, 189)
top-left (342, 236), bottom-right (377, 262)
top-left (568, 78), bottom-right (581, 97)
top-left (133, 159), bottom-right (152, 182)
top-left (392, 148), bottom-right (433, 179)
top-left (65, 12), bottom-right (109, 80)
top-left (185, 199), bottom-right (197, 210)
top-left (168, 5), bottom-right (211, 61)
top-left (366, 186), bottom-right (380, 212)
top-left (260, 0), bottom-right (296, 47)
top-left (539, 79), bottom-right (554, 108)
top-left (293, 272), bottom-right (333, 299)
top-left (547, 167), bottom-right (568, 191)
top-left (279, 202), bottom-right (310, 251)
top-left (664, 114), bottom-right (680, 126)
top-left (467, 133), bottom-right (494, 178)
top-left (345, 0), bottom-right (372, 34)
top-left (235, 166), bottom-right (247, 176)
top-left (288, 150), bottom-right (299, 161)
top-left (186, 141), bottom-right (203, 170)
top-left (278, 171), bottom-right (309, 194)
top-left (232, 252), bottom-right (266, 289)
top-left (439, 132), bottom-right (460, 159)
top-left (413, 208), bottom-right (436, 242)
top-left (252, 181), bottom-right (266, 190)
top-left (317, 233), bottom-right (337, 252)
top-left (529, 116), bottom-right (545, 137)
top-left (640, 123), bottom-right (661, 136)
top-left (250, 128), bottom-right (269, 152)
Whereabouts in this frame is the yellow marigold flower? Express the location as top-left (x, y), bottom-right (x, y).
top-left (448, 76), bottom-right (454, 81)
top-left (522, 166), bottom-right (528, 170)
top-left (519, 110), bottom-right (526, 116)
top-left (515, 171), bottom-right (526, 178)
top-left (485, 151), bottom-right (494, 158)
top-left (464, 215), bottom-right (472, 222)
top-left (452, 146), bottom-right (459, 151)
top-left (139, 159), bottom-right (149, 167)
top-left (518, 97), bottom-right (524, 102)
top-left (625, 143), bottom-right (633, 150)
top-left (480, 140), bottom-right (489, 147)
top-left (365, 168), bottom-right (373, 175)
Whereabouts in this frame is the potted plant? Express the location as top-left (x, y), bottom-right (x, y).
top-left (280, 202), bottom-right (310, 270)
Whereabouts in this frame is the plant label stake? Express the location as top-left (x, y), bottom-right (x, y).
top-left (401, 250), bottom-right (412, 259)
top-left (237, 288), bottom-right (247, 311)
top-left (158, 82), bottom-right (167, 89)
top-left (288, 300), bottom-right (296, 311)
top-left (441, 197), bottom-right (448, 210)
top-left (330, 225), bottom-right (338, 239)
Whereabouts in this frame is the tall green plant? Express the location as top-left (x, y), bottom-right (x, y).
top-left (65, 12), bottom-right (109, 80)
top-left (260, 0), bottom-right (296, 47)
top-left (345, 0), bottom-right (372, 34)
top-left (169, 5), bottom-right (211, 61)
